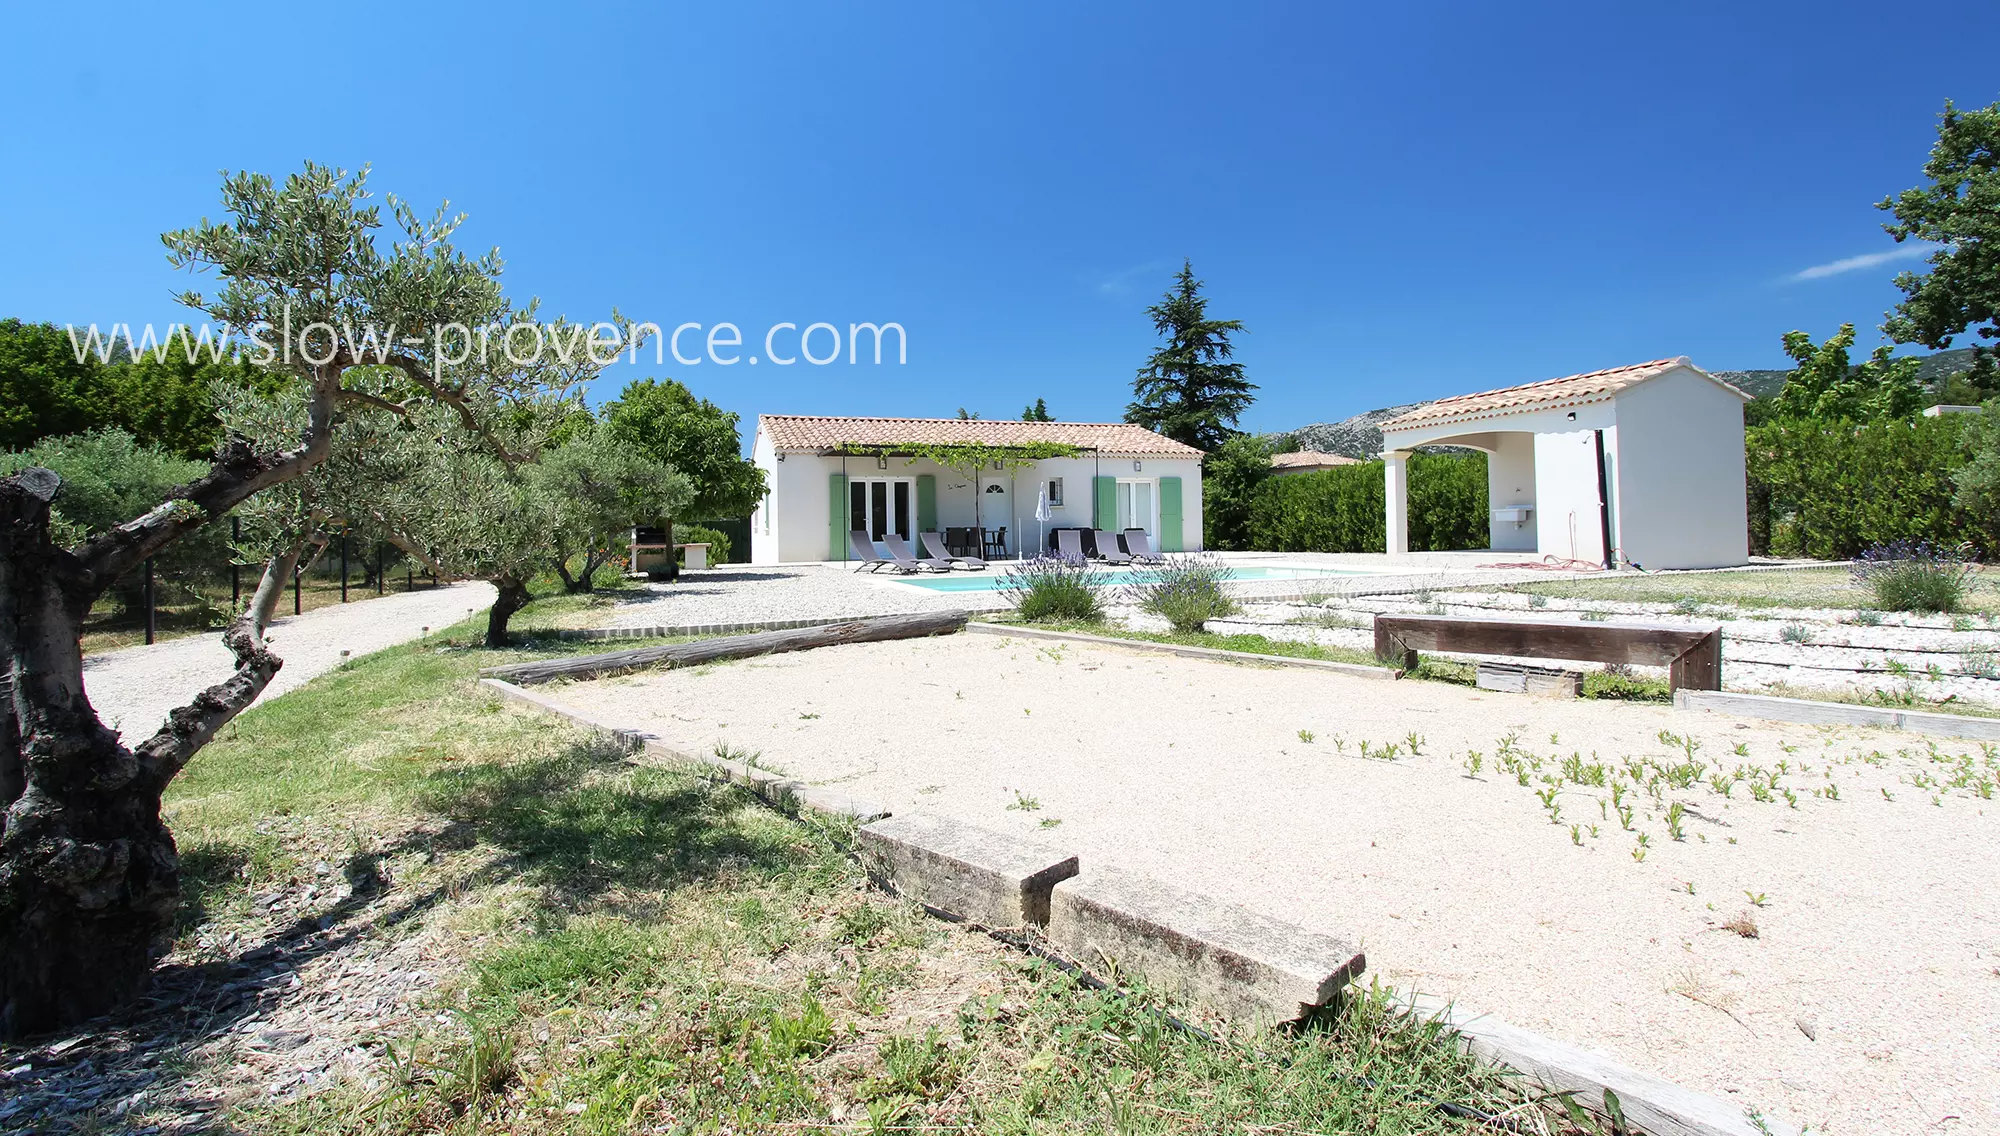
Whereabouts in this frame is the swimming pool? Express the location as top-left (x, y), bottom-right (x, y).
top-left (893, 564), bottom-right (1390, 593)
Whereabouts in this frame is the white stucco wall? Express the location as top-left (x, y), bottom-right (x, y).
top-left (1485, 432), bottom-right (1537, 553)
top-left (750, 428), bottom-right (780, 564)
top-left (1611, 369), bottom-right (1748, 570)
top-left (1532, 428), bottom-right (1617, 565)
top-left (749, 433), bottom-right (1203, 564)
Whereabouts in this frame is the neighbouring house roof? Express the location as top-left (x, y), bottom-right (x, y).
top-left (1269, 450), bottom-right (1360, 472)
top-left (1378, 357), bottom-right (1749, 433)
top-left (757, 415), bottom-right (1205, 458)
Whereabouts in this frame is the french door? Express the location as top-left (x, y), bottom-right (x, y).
top-left (850, 478), bottom-right (913, 543)
top-left (1115, 479), bottom-right (1155, 535)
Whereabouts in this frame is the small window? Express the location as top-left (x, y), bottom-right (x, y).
top-left (1046, 478), bottom-right (1064, 507)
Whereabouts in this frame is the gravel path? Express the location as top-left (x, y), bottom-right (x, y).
top-left (84, 582), bottom-right (496, 742)
top-left (554, 633), bottom-right (2000, 1136)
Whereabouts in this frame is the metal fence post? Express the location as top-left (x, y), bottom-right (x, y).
top-left (376, 543), bottom-right (385, 595)
top-left (340, 532), bottom-right (349, 603)
top-left (293, 563), bottom-right (301, 615)
top-left (143, 557), bottom-right (156, 645)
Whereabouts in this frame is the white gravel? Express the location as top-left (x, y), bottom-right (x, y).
top-left (551, 632), bottom-right (2000, 1136)
top-left (601, 566), bottom-right (992, 627)
top-left (84, 582), bottom-right (496, 743)
top-left (594, 556), bottom-right (1571, 630)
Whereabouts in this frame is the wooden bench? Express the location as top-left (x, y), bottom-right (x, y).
top-left (1373, 614), bottom-right (1722, 692)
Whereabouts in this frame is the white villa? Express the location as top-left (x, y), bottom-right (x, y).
top-left (749, 416), bottom-right (1205, 565)
top-left (1378, 357), bottom-right (1750, 570)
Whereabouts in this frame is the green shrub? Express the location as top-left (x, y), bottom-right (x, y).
top-left (1583, 670), bottom-right (1671, 702)
top-left (0, 428), bottom-right (225, 608)
top-left (1852, 539), bottom-right (1979, 613)
top-left (1748, 415), bottom-right (1990, 559)
top-left (1406, 451), bottom-right (1490, 550)
top-left (675, 523), bottom-right (732, 565)
top-left (1244, 451), bottom-right (1487, 552)
top-left (1125, 552), bottom-right (1238, 633)
top-left (999, 555), bottom-right (1105, 623)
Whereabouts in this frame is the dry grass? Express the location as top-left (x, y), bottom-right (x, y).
top-left (1720, 913), bottom-right (1760, 939)
top-left (1507, 564), bottom-right (2000, 616)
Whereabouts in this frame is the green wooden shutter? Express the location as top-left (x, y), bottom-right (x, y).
top-left (1093, 476), bottom-right (1117, 531)
top-left (829, 472), bottom-right (848, 560)
top-left (916, 474), bottom-right (937, 537)
top-left (1159, 476), bottom-right (1184, 552)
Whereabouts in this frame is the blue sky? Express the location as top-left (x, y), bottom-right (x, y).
top-left (3, 2), bottom-right (1995, 440)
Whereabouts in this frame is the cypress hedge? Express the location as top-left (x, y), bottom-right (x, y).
top-left (1748, 415), bottom-right (1991, 559)
top-left (1246, 451), bottom-right (1489, 553)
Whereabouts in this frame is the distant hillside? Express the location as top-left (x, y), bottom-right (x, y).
top-left (1269, 403), bottom-right (1425, 460)
top-left (1272, 348), bottom-right (1984, 459)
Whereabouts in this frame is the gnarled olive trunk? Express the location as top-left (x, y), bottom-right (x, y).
top-left (485, 577), bottom-right (532, 647)
top-left (0, 471), bottom-right (296, 1039)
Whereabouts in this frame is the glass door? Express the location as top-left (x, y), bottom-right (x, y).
top-left (849, 478), bottom-right (913, 543)
top-left (1115, 479), bottom-right (1155, 535)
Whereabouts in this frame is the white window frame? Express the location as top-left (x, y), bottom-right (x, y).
top-left (1114, 477), bottom-right (1158, 536)
top-left (848, 476), bottom-right (916, 544)
top-left (1046, 477), bottom-right (1064, 507)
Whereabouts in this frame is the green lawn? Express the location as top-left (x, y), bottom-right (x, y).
top-left (1504, 565), bottom-right (2000, 617)
top-left (142, 602), bottom-right (1598, 1135)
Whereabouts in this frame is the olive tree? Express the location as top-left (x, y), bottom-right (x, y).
top-left (0, 164), bottom-right (573, 1037)
top-left (537, 424), bottom-right (691, 594)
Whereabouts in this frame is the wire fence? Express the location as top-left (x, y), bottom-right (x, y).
top-left (92, 527), bottom-right (446, 653)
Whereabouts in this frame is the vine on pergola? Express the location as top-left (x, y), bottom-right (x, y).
top-left (832, 440), bottom-right (1082, 480)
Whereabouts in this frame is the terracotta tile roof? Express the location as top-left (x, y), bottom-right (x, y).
top-left (1379, 357), bottom-right (1744, 432)
top-left (758, 415), bottom-right (1204, 457)
top-left (1270, 450), bottom-right (1360, 470)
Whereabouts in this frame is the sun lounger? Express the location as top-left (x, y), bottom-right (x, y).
top-left (883, 533), bottom-right (953, 572)
top-left (849, 530), bottom-right (908, 572)
top-left (1055, 529), bottom-right (1090, 564)
top-left (1093, 529), bottom-right (1135, 565)
top-left (1122, 528), bottom-right (1167, 565)
top-left (921, 530), bottom-right (987, 569)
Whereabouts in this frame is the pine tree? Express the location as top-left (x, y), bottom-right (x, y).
top-left (1021, 398), bottom-right (1052, 421)
top-left (1125, 260), bottom-right (1255, 451)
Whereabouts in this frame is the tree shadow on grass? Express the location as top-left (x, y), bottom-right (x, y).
top-left (0, 735), bottom-right (809, 1134)
top-left (416, 735), bottom-right (807, 914)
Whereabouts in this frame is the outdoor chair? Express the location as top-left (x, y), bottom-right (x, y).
top-left (1093, 529), bottom-right (1134, 565)
top-left (1123, 528), bottom-right (1166, 565)
top-left (982, 527), bottom-right (1008, 559)
top-left (848, 530), bottom-right (910, 573)
top-left (921, 530), bottom-right (987, 569)
top-left (1055, 528), bottom-right (1089, 564)
top-left (883, 533), bottom-right (953, 572)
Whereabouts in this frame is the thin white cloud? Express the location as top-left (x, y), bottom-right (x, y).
top-left (1095, 259), bottom-right (1173, 299)
top-left (1789, 242), bottom-right (1936, 282)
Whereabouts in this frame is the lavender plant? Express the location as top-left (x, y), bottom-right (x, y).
top-left (1852, 539), bottom-right (1980, 614)
top-left (1123, 552), bottom-right (1238, 633)
top-left (1000, 554), bottom-right (1107, 623)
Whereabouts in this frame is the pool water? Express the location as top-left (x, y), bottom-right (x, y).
top-left (895, 564), bottom-right (1386, 593)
